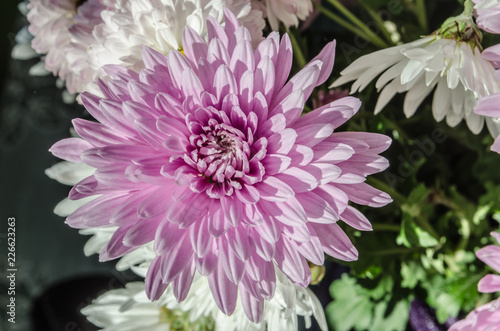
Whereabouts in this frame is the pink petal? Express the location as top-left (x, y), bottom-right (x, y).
top-left (99, 225), bottom-right (136, 261)
top-left (195, 248), bottom-right (218, 276)
top-left (50, 138), bottom-right (92, 163)
top-left (145, 256), bottom-right (169, 301)
top-left (311, 222), bottom-right (358, 261)
top-left (189, 216), bottom-right (213, 257)
top-left (478, 274), bottom-right (500, 293)
top-left (332, 131), bottom-right (392, 154)
top-left (172, 261), bottom-right (196, 302)
top-left (294, 96), bottom-right (360, 130)
top-left (252, 231), bottom-right (276, 261)
top-left (73, 119), bottom-right (128, 148)
top-left (261, 154), bottom-right (292, 175)
top-left (123, 216), bottom-right (161, 247)
top-left (158, 232), bottom-right (193, 283)
top-left (295, 226), bottom-right (325, 265)
top-left (274, 237), bottom-right (310, 286)
top-left (276, 167), bottom-right (318, 192)
top-left (296, 191), bottom-right (338, 223)
top-left (340, 206), bottom-right (372, 231)
top-left (226, 226), bottom-right (253, 261)
top-left (208, 261), bottom-right (239, 315)
top-left (477, 245), bottom-right (500, 273)
top-left (274, 34), bottom-right (293, 90)
top-left (220, 240), bottom-right (246, 284)
top-left (239, 285), bottom-right (264, 323)
top-left (337, 182), bottom-right (393, 207)
top-left (294, 123), bottom-right (335, 148)
top-left (141, 46), bottom-right (169, 71)
top-left (255, 176), bottom-right (294, 202)
top-left (182, 26), bottom-right (208, 68)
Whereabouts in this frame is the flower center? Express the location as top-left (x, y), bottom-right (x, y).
top-left (183, 107), bottom-right (265, 199)
top-left (193, 121), bottom-right (249, 185)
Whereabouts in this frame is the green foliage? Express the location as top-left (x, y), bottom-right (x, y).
top-left (305, 0), bottom-right (500, 328)
top-left (327, 274), bottom-right (409, 331)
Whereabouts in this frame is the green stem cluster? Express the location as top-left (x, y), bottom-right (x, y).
top-left (315, 0), bottom-right (391, 49)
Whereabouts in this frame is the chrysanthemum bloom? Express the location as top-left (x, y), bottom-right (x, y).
top-left (39, 182), bottom-right (328, 331)
top-left (252, 0), bottom-right (312, 31)
top-left (449, 232), bottom-right (500, 330)
top-left (86, 0), bottom-right (265, 95)
top-left (472, 0), bottom-right (500, 70)
top-left (26, 0), bottom-right (114, 94)
top-left (331, 9), bottom-right (500, 136)
top-left (50, 9), bottom-right (391, 321)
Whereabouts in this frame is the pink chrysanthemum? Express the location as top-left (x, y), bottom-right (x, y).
top-left (27, 0), bottom-right (114, 94)
top-left (473, 0), bottom-right (500, 34)
top-left (50, 10), bottom-right (391, 321)
top-left (473, 0), bottom-right (500, 69)
top-left (449, 232), bottom-right (500, 330)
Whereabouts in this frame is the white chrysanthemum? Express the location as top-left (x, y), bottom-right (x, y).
top-left (46, 161), bottom-right (97, 216)
top-left (81, 282), bottom-right (199, 331)
top-left (46, 161), bottom-right (328, 331)
top-left (82, 275), bottom-right (327, 331)
top-left (86, 0), bottom-right (265, 94)
top-left (252, 0), bottom-right (312, 31)
top-left (26, 0), bottom-right (114, 94)
top-left (332, 33), bottom-right (500, 136)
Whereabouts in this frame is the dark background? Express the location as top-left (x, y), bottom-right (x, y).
top-left (0, 2), bottom-right (121, 330)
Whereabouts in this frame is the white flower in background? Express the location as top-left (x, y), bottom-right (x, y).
top-left (24, 0), bottom-right (264, 98)
top-left (46, 160), bottom-right (328, 331)
top-left (26, 0), bottom-right (114, 95)
top-left (331, 17), bottom-right (500, 136)
top-left (82, 276), bottom-right (327, 331)
top-left (81, 282), bottom-right (214, 331)
top-left (86, 0), bottom-right (265, 94)
top-left (252, 0), bottom-right (312, 31)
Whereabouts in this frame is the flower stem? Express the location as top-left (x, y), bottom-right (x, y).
top-left (372, 223), bottom-right (401, 231)
top-left (288, 30), bottom-right (307, 69)
top-left (463, 0), bottom-right (474, 17)
top-left (326, 0), bottom-right (390, 48)
top-left (362, 247), bottom-right (423, 255)
top-left (313, 3), bottom-right (367, 40)
top-left (415, 0), bottom-right (428, 32)
top-left (357, 0), bottom-right (396, 46)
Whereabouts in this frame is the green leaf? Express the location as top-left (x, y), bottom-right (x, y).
top-left (327, 275), bottom-right (373, 331)
top-left (472, 204), bottom-right (492, 225)
top-left (401, 261), bottom-right (425, 289)
top-left (327, 274), bottom-right (409, 331)
top-left (407, 183), bottom-right (429, 204)
top-left (370, 299), bottom-right (410, 331)
top-left (397, 213), bottom-right (438, 248)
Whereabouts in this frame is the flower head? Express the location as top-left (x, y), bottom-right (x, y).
top-left (449, 232), bottom-right (500, 330)
top-left (50, 9), bottom-right (391, 321)
top-left (27, 0), bottom-right (114, 94)
top-left (332, 19), bottom-right (500, 135)
top-left (86, 0), bottom-right (265, 94)
top-left (253, 0), bottom-right (312, 30)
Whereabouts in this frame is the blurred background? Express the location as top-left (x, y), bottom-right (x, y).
top-left (0, 1), bottom-right (130, 330)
